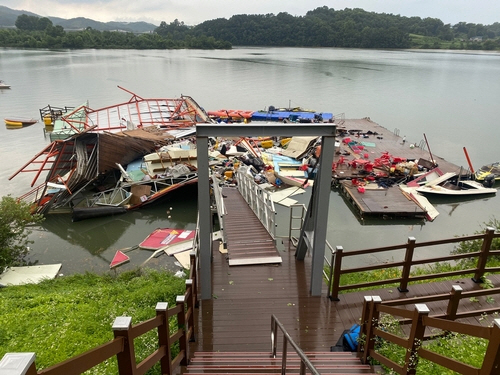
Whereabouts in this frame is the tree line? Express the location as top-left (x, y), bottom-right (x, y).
top-left (1, 8), bottom-right (499, 50)
top-left (0, 14), bottom-right (231, 49)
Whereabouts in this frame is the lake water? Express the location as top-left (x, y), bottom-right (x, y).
top-left (1, 47), bottom-right (499, 274)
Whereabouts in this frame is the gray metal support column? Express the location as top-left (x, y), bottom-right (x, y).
top-left (309, 135), bottom-right (335, 295)
top-left (196, 123), bottom-right (336, 298)
top-left (196, 136), bottom-right (212, 300)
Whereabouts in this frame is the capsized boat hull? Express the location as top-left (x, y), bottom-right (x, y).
top-left (4, 117), bottom-right (38, 126)
top-left (72, 206), bottom-right (127, 222)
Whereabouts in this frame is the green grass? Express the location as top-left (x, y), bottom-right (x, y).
top-left (373, 314), bottom-right (495, 375)
top-left (0, 269), bottom-right (185, 374)
top-left (408, 33), bottom-right (490, 50)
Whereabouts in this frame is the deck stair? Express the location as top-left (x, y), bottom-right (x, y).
top-left (183, 351), bottom-right (376, 374)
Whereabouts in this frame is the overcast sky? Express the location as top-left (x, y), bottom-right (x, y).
top-left (5, 1), bottom-right (499, 26)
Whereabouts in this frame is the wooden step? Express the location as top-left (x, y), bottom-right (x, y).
top-left (183, 352), bottom-right (376, 374)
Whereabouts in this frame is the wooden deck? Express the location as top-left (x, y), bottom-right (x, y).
top-left (221, 187), bottom-right (282, 266)
top-left (335, 118), bottom-right (462, 177)
top-left (332, 119), bottom-right (464, 219)
top-left (339, 182), bottom-right (426, 219)
top-left (190, 241), bottom-right (500, 353)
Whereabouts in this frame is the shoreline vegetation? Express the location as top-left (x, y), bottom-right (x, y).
top-left (0, 7), bottom-right (499, 50)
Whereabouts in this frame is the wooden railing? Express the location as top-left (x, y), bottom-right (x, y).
top-left (327, 227), bottom-right (500, 301)
top-left (271, 315), bottom-right (320, 375)
top-left (0, 253), bottom-right (198, 375)
top-left (358, 289), bottom-right (500, 374)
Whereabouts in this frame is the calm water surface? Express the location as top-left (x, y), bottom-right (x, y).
top-left (1, 47), bottom-right (499, 274)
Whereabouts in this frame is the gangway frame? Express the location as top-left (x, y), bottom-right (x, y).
top-left (196, 123), bottom-right (336, 299)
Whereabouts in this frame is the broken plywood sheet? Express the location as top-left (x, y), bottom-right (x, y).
top-left (174, 250), bottom-right (191, 269)
top-left (0, 264), bottom-right (62, 286)
top-left (270, 186), bottom-right (306, 207)
top-left (281, 136), bottom-right (318, 159)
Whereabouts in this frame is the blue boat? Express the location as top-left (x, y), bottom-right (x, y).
top-left (251, 107), bottom-right (333, 122)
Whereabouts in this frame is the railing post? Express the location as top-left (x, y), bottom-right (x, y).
top-left (112, 316), bottom-right (135, 375)
top-left (189, 251), bottom-right (199, 308)
top-left (358, 296), bottom-right (373, 354)
top-left (156, 302), bottom-right (172, 375)
top-left (398, 237), bottom-right (416, 293)
top-left (473, 227), bottom-right (495, 283)
top-left (271, 316), bottom-right (277, 358)
top-left (0, 353), bottom-right (37, 375)
top-left (186, 279), bottom-right (196, 342)
top-left (403, 304), bottom-right (430, 375)
top-left (361, 296), bottom-right (382, 365)
top-left (326, 245), bottom-right (335, 300)
top-left (281, 337), bottom-right (288, 375)
top-left (329, 246), bottom-right (343, 301)
top-left (480, 319), bottom-right (500, 375)
top-left (446, 285), bottom-right (463, 320)
top-left (176, 296), bottom-right (189, 366)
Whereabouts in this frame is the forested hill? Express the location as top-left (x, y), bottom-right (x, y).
top-left (190, 7), bottom-right (500, 49)
top-left (1, 6), bottom-right (499, 50)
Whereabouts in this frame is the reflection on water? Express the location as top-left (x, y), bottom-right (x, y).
top-left (41, 213), bottom-right (138, 255)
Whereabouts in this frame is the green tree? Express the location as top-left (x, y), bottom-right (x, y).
top-left (0, 196), bottom-right (44, 273)
top-left (37, 17), bottom-right (53, 31)
top-left (15, 14), bottom-right (39, 31)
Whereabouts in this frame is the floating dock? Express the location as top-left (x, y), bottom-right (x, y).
top-left (340, 182), bottom-right (427, 220)
top-left (333, 118), bottom-right (463, 220)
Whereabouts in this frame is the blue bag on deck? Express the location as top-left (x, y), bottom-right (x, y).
top-left (343, 324), bottom-right (361, 351)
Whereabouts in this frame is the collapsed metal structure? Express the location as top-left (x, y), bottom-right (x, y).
top-left (10, 88), bottom-right (212, 215)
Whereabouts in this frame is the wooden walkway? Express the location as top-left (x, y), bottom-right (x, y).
top-left (190, 241), bottom-right (500, 353)
top-left (221, 187), bottom-right (282, 266)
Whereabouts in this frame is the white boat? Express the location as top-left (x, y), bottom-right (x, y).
top-left (416, 172), bottom-right (497, 196)
top-left (0, 80), bottom-right (11, 89)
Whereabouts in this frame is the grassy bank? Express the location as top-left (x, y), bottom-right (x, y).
top-left (0, 269), bottom-right (185, 374)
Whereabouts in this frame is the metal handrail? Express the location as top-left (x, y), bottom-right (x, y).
top-left (271, 315), bottom-right (320, 375)
top-left (288, 204), bottom-right (307, 247)
top-left (211, 174), bottom-right (227, 246)
top-left (236, 169), bottom-right (277, 239)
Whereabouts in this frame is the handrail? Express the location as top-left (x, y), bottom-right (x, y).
top-left (1, 253), bottom-right (198, 375)
top-left (358, 295), bottom-right (500, 375)
top-left (328, 227), bottom-right (500, 300)
top-left (270, 315), bottom-right (321, 375)
top-left (236, 168), bottom-right (277, 239)
top-left (334, 112), bottom-right (345, 126)
top-left (288, 204), bottom-right (307, 247)
top-left (211, 174), bottom-right (227, 247)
